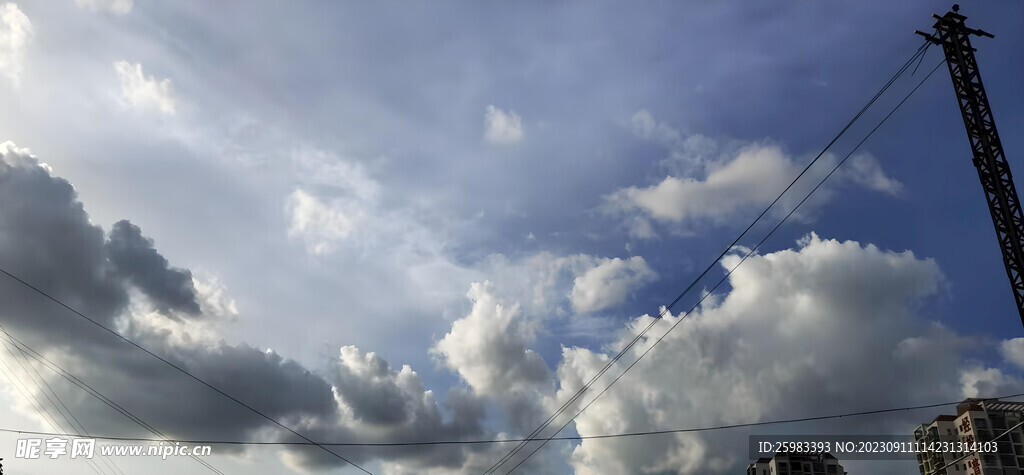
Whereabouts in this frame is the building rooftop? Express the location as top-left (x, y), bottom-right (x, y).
top-left (920, 398), bottom-right (1024, 425)
top-left (932, 414), bottom-right (957, 423)
top-left (956, 398), bottom-right (1024, 416)
top-left (980, 400), bottom-right (1024, 412)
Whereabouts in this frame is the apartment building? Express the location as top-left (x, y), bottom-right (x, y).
top-left (915, 398), bottom-right (1024, 475)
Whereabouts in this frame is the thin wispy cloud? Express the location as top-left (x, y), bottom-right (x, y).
top-left (75, 0), bottom-right (133, 15)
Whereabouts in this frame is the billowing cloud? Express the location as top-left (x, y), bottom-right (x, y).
top-left (75, 0), bottom-right (133, 14)
top-left (484, 105), bottom-right (524, 144)
top-left (570, 256), bottom-right (655, 314)
top-left (278, 343), bottom-right (491, 472)
top-left (105, 220), bottom-right (201, 315)
top-left (0, 141), bottom-right (127, 330)
top-left (0, 2), bottom-right (31, 87)
top-left (430, 282), bottom-right (566, 466)
top-left (959, 366), bottom-right (1020, 398)
top-left (433, 282), bottom-right (551, 397)
top-left (113, 60), bottom-right (177, 114)
top-left (552, 234), bottom-right (1008, 474)
top-left (0, 143), bottom-right (493, 472)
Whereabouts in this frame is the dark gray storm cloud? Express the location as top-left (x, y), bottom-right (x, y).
top-left (105, 219), bottom-right (201, 315)
top-left (0, 144), bottom-right (492, 471)
top-left (0, 145), bottom-right (127, 332)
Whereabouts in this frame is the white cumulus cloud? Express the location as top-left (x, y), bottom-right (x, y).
top-left (960, 366), bottom-right (1020, 398)
top-left (571, 256), bottom-right (656, 314)
top-left (433, 282), bottom-right (551, 397)
top-left (608, 144), bottom-right (799, 224)
top-left (607, 110), bottom-right (903, 238)
top-left (484, 105), bottom-right (524, 144)
top-left (0, 2), bottom-right (31, 87)
top-left (113, 60), bottom-right (177, 114)
top-left (552, 233), bottom-right (1010, 474)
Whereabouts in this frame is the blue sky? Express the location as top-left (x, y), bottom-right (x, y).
top-left (0, 1), bottom-right (1022, 474)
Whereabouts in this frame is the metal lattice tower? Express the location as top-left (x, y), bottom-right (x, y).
top-left (917, 5), bottom-right (1024, 327)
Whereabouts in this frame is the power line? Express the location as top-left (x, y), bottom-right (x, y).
top-left (0, 332), bottom-right (221, 474)
top-left (1, 323), bottom-right (128, 475)
top-left (501, 58), bottom-right (947, 474)
top-left (0, 327), bottom-right (118, 475)
top-left (483, 40), bottom-right (934, 475)
top-left (0, 328), bottom-right (223, 474)
top-left (0, 270), bottom-right (371, 474)
top-left (0, 391), bottom-right (1016, 448)
top-left (0, 330), bottom-right (110, 474)
top-left (0, 338), bottom-right (99, 474)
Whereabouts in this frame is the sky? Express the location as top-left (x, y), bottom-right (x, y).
top-left (0, 0), bottom-right (1023, 474)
